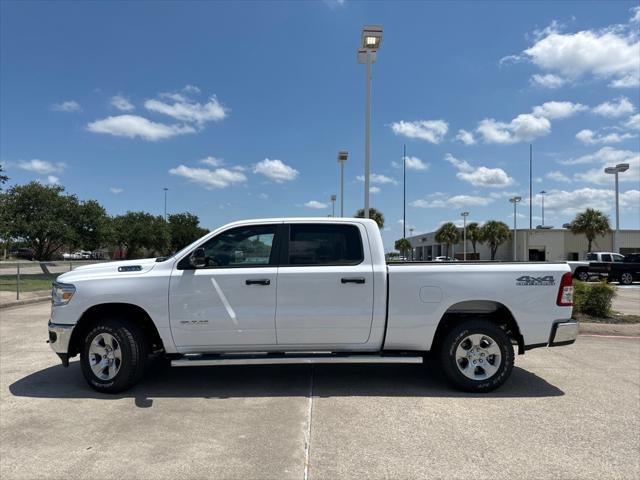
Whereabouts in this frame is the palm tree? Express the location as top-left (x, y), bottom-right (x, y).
top-left (435, 222), bottom-right (460, 257)
top-left (394, 238), bottom-right (412, 260)
top-left (354, 207), bottom-right (385, 229)
top-left (466, 222), bottom-right (483, 255)
top-left (569, 208), bottom-right (611, 253)
top-left (480, 220), bottom-right (510, 260)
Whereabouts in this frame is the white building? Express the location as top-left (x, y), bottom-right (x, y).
top-left (406, 228), bottom-right (640, 262)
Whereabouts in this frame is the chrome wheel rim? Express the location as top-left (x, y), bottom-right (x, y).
top-left (455, 333), bottom-right (502, 380)
top-left (621, 273), bottom-right (632, 284)
top-left (88, 333), bottom-right (122, 381)
top-left (577, 271), bottom-right (588, 281)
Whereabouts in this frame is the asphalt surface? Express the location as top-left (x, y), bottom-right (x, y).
top-left (613, 285), bottom-right (640, 315)
top-left (1, 303), bottom-right (639, 480)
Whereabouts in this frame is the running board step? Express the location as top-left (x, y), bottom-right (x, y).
top-left (171, 353), bottom-right (423, 367)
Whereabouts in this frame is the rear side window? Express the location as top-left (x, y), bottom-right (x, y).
top-left (586, 253), bottom-right (596, 261)
top-left (287, 224), bottom-right (364, 266)
top-left (601, 254), bottom-right (612, 262)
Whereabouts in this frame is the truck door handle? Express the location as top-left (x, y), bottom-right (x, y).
top-left (245, 279), bottom-right (271, 286)
top-left (341, 277), bottom-right (365, 284)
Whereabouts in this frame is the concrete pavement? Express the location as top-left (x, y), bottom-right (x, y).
top-left (1, 303), bottom-right (639, 479)
top-left (613, 285), bottom-right (640, 315)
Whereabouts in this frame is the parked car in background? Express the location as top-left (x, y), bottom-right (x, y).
top-left (9, 248), bottom-right (35, 261)
top-left (567, 252), bottom-right (620, 281)
top-left (588, 253), bottom-right (640, 285)
top-left (434, 256), bottom-right (456, 262)
top-left (62, 250), bottom-right (92, 260)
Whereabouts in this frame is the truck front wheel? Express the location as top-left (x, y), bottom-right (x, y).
top-left (439, 320), bottom-right (514, 393)
top-left (80, 319), bottom-right (148, 393)
top-left (574, 268), bottom-right (589, 282)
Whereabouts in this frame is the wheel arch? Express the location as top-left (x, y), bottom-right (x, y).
top-left (430, 300), bottom-right (524, 355)
top-left (69, 302), bottom-right (164, 357)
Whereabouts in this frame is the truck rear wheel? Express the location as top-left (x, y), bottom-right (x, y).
top-left (439, 320), bottom-right (514, 393)
top-left (80, 319), bottom-right (148, 393)
top-left (619, 272), bottom-right (634, 285)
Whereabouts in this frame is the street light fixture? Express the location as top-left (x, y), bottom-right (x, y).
top-left (330, 194), bottom-right (337, 218)
top-left (509, 196), bottom-right (522, 261)
top-left (337, 150), bottom-right (348, 217)
top-left (539, 190), bottom-right (546, 227)
top-left (357, 24), bottom-right (383, 219)
top-left (461, 212), bottom-right (469, 261)
top-left (604, 162), bottom-right (629, 252)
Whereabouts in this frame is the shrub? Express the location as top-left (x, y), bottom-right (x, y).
top-left (573, 280), bottom-right (616, 318)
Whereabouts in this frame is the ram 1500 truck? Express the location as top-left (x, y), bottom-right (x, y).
top-left (48, 218), bottom-right (577, 393)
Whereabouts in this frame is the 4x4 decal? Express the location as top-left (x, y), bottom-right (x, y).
top-left (516, 275), bottom-right (555, 286)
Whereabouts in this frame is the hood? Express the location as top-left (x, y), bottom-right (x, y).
top-left (56, 258), bottom-right (159, 283)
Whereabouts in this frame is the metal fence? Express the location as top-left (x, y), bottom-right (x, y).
top-left (0, 260), bottom-right (114, 301)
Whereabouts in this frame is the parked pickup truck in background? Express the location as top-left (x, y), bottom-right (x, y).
top-left (588, 253), bottom-right (640, 285)
top-left (48, 218), bottom-right (577, 394)
top-left (567, 252), bottom-right (621, 282)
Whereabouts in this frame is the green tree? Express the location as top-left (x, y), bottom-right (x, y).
top-left (466, 222), bottom-right (483, 254)
top-left (569, 208), bottom-right (611, 253)
top-left (480, 220), bottom-right (511, 260)
top-left (167, 212), bottom-right (209, 252)
top-left (113, 212), bottom-right (170, 259)
top-left (435, 222), bottom-right (460, 257)
top-left (354, 207), bottom-right (385, 229)
top-left (0, 163), bottom-right (8, 188)
top-left (394, 238), bottom-right (412, 260)
top-left (70, 200), bottom-right (113, 251)
top-left (1, 182), bottom-right (79, 260)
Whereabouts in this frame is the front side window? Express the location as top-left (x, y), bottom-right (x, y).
top-left (613, 254), bottom-right (624, 263)
top-left (586, 253), bottom-right (596, 261)
top-left (287, 224), bottom-right (364, 266)
top-left (197, 225), bottom-right (276, 268)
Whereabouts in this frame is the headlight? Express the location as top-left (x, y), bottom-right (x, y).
top-left (52, 282), bottom-right (76, 306)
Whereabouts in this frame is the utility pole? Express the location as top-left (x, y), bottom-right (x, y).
top-left (529, 144), bottom-right (532, 230)
top-left (163, 187), bottom-right (169, 221)
top-left (403, 144), bottom-right (406, 239)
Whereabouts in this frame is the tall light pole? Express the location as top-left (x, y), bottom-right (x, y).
top-left (403, 144), bottom-right (406, 239)
top-left (409, 227), bottom-right (414, 260)
top-left (539, 190), bottom-right (546, 227)
top-left (330, 194), bottom-right (337, 218)
top-left (509, 196), bottom-right (522, 261)
top-left (461, 212), bottom-right (469, 261)
top-left (163, 187), bottom-right (169, 221)
top-left (604, 163), bottom-right (629, 252)
top-left (337, 150), bottom-right (348, 217)
top-left (357, 25), bottom-right (383, 219)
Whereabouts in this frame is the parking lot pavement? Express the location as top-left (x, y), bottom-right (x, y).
top-left (614, 285), bottom-right (640, 315)
top-left (1, 303), bottom-right (639, 480)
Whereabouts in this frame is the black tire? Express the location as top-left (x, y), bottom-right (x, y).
top-left (80, 318), bottom-right (148, 393)
top-left (439, 320), bottom-right (514, 393)
top-left (574, 269), bottom-right (589, 282)
top-left (619, 272), bottom-right (634, 285)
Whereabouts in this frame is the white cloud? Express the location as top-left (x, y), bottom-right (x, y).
top-left (592, 97), bottom-right (636, 117)
top-left (411, 194), bottom-right (494, 209)
top-left (403, 156), bottom-right (429, 171)
top-left (390, 120), bottom-right (448, 143)
top-left (145, 95), bottom-right (227, 125)
top-left (110, 187), bottom-right (123, 194)
top-left (532, 101), bottom-right (588, 119)
top-left (183, 85), bottom-right (201, 94)
top-left (199, 156), bottom-right (224, 167)
top-left (169, 165), bottom-right (247, 189)
top-left (304, 200), bottom-right (328, 209)
top-left (530, 73), bottom-right (566, 89)
top-left (476, 114), bottom-right (551, 144)
top-left (631, 6), bottom-right (640, 23)
top-left (444, 154), bottom-right (514, 187)
top-left (16, 159), bottom-right (66, 174)
top-left (51, 100), bottom-right (81, 112)
top-left (542, 187), bottom-right (639, 216)
top-left (562, 147), bottom-right (639, 185)
top-left (519, 23), bottom-right (640, 88)
top-left (110, 95), bottom-right (134, 112)
top-left (546, 170), bottom-right (572, 183)
top-left (356, 173), bottom-right (398, 185)
top-left (370, 186), bottom-right (381, 194)
top-left (575, 129), bottom-right (636, 145)
top-left (46, 175), bottom-right (59, 185)
top-left (624, 114), bottom-right (640, 130)
top-left (87, 115), bottom-right (196, 141)
top-left (456, 129), bottom-right (476, 145)
top-left (253, 158), bottom-right (299, 183)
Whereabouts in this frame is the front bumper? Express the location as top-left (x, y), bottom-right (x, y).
top-left (48, 320), bottom-right (74, 367)
top-left (549, 320), bottom-right (579, 347)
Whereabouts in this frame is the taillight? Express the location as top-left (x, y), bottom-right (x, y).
top-left (556, 272), bottom-right (573, 306)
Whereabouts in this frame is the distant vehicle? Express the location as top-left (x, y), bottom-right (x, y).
top-left (62, 250), bottom-right (91, 260)
top-left (567, 252), bottom-right (620, 282)
top-left (434, 256), bottom-right (456, 262)
top-left (9, 248), bottom-right (35, 261)
top-left (588, 253), bottom-right (640, 285)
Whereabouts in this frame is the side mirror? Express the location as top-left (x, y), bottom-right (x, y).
top-left (189, 248), bottom-right (207, 268)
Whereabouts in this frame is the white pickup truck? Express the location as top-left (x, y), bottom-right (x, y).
top-left (48, 218), bottom-right (577, 393)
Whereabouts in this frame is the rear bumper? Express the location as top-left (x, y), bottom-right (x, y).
top-left (48, 320), bottom-right (74, 367)
top-left (549, 320), bottom-right (579, 347)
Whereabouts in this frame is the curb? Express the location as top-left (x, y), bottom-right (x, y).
top-left (0, 296), bottom-right (51, 310)
top-left (579, 322), bottom-right (640, 337)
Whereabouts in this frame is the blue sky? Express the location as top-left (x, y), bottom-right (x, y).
top-left (1, 0), bottom-right (639, 251)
